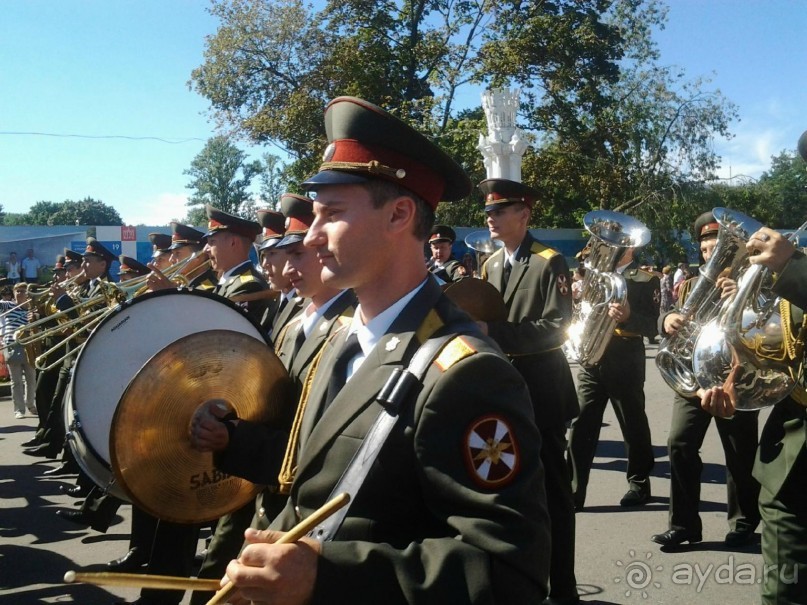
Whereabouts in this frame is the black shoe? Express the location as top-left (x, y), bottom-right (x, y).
top-left (651, 528), bottom-right (702, 547)
top-left (23, 444), bottom-right (55, 458)
top-left (620, 489), bottom-right (651, 507)
top-left (724, 528), bottom-right (756, 547)
top-left (60, 484), bottom-right (90, 498)
top-left (41, 462), bottom-right (77, 477)
top-left (55, 509), bottom-right (91, 527)
top-left (22, 437), bottom-right (42, 447)
top-left (107, 547), bottom-right (148, 572)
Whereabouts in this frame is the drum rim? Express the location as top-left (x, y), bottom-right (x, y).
top-left (69, 288), bottom-right (269, 471)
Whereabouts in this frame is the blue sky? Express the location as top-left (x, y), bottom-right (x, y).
top-left (1, 0), bottom-right (805, 226)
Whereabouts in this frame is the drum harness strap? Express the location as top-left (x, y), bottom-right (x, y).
top-left (308, 326), bottom-right (471, 542)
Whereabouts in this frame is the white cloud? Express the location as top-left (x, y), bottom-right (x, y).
top-left (121, 193), bottom-right (190, 226)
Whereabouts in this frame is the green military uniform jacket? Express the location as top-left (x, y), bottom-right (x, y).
top-left (212, 260), bottom-right (269, 324)
top-left (188, 268), bottom-right (218, 292)
top-left (615, 263), bottom-right (661, 339)
top-left (271, 277), bottom-right (551, 604)
top-left (754, 250), bottom-right (807, 496)
top-left (266, 291), bottom-right (306, 341)
top-left (481, 232), bottom-right (578, 426)
top-left (429, 257), bottom-right (464, 283)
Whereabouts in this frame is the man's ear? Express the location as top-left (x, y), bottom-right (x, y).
top-left (387, 196), bottom-right (416, 234)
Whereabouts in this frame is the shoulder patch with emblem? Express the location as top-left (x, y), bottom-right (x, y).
top-left (434, 336), bottom-right (476, 372)
top-left (556, 273), bottom-right (570, 296)
top-left (463, 415), bottom-right (520, 489)
top-left (530, 241), bottom-right (559, 261)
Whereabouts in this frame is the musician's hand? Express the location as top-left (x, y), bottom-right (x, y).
top-left (662, 312), bottom-right (684, 335)
top-left (188, 399), bottom-right (234, 452)
top-left (223, 528), bottom-right (320, 605)
top-left (608, 301), bottom-right (630, 323)
top-left (716, 276), bottom-right (737, 299)
top-left (700, 386), bottom-right (735, 418)
top-left (747, 228), bottom-right (795, 273)
top-left (145, 268), bottom-right (175, 292)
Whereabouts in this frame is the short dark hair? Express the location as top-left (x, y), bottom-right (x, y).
top-left (362, 180), bottom-right (435, 241)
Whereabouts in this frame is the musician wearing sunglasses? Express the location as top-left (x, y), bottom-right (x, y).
top-left (651, 211), bottom-right (760, 549)
top-left (476, 177), bottom-right (580, 605)
top-left (701, 221), bottom-right (807, 605)
top-left (220, 97), bottom-right (550, 605)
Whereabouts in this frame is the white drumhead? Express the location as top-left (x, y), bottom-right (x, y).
top-left (71, 290), bottom-right (265, 465)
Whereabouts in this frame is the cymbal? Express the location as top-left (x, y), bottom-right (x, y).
top-left (443, 278), bottom-right (508, 322)
top-left (110, 329), bottom-right (291, 524)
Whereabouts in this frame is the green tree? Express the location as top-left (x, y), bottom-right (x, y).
top-left (18, 198), bottom-right (122, 226)
top-left (256, 153), bottom-right (289, 208)
top-left (183, 135), bottom-right (262, 219)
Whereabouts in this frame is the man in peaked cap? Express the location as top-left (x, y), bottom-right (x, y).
top-left (477, 177), bottom-right (580, 605)
top-left (567, 219), bottom-right (660, 513)
top-left (187, 193), bottom-right (355, 605)
top-left (203, 204), bottom-right (269, 323)
top-left (426, 224), bottom-right (465, 283)
top-left (147, 222), bottom-right (217, 292)
top-left (651, 210), bottom-right (759, 549)
top-left (148, 232), bottom-right (173, 272)
top-left (220, 97), bottom-right (549, 604)
top-left (256, 205), bottom-right (297, 337)
top-left (118, 256), bottom-right (150, 282)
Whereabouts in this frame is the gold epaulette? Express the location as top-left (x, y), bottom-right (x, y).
top-left (239, 274), bottom-right (256, 284)
top-left (530, 241), bottom-right (559, 261)
top-left (629, 268), bottom-right (656, 283)
top-left (434, 336), bottom-right (477, 372)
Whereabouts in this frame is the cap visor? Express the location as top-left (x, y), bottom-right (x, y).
top-left (257, 237), bottom-right (282, 252)
top-left (302, 170), bottom-right (370, 191)
top-left (275, 233), bottom-right (306, 249)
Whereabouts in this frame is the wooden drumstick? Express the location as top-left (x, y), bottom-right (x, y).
top-left (63, 570), bottom-right (221, 591)
top-left (205, 492), bottom-right (351, 605)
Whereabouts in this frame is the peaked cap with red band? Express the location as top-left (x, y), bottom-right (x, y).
top-left (149, 232), bottom-right (173, 254)
top-left (64, 249), bottom-right (83, 266)
top-left (204, 204), bottom-right (261, 240)
top-left (479, 178), bottom-right (539, 212)
top-left (302, 97), bottom-right (471, 208)
top-left (276, 194), bottom-right (314, 249)
top-left (169, 222), bottom-right (206, 250)
top-left (118, 255), bottom-right (150, 276)
top-left (83, 237), bottom-right (116, 264)
top-left (429, 225), bottom-right (456, 244)
top-left (693, 211), bottom-right (719, 241)
top-left (256, 208), bottom-right (286, 252)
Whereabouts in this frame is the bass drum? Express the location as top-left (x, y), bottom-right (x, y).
top-left (66, 289), bottom-right (268, 499)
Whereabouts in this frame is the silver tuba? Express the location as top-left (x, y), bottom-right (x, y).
top-left (655, 208), bottom-right (763, 397)
top-left (690, 212), bottom-right (807, 410)
top-left (566, 210), bottom-right (651, 367)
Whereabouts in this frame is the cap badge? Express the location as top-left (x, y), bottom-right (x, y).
top-left (322, 143), bottom-right (336, 163)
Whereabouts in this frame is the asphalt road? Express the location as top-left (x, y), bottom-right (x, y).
top-left (0, 342), bottom-right (768, 604)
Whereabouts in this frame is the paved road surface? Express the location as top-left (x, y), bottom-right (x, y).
top-left (0, 343), bottom-right (768, 604)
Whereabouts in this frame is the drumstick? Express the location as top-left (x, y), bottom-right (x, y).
top-left (63, 570), bottom-right (221, 591)
top-left (205, 492), bottom-right (351, 605)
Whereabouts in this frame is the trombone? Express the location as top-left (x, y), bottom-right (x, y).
top-left (22, 253), bottom-right (212, 370)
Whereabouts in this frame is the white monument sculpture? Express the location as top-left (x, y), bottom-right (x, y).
top-left (478, 88), bottom-right (530, 182)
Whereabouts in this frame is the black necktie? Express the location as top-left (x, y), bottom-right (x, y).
top-left (502, 259), bottom-right (512, 289)
top-left (322, 333), bottom-right (362, 412)
top-left (291, 323), bottom-right (307, 358)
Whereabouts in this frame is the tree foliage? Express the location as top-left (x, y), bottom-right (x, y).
top-left (13, 198), bottom-right (123, 226)
top-left (183, 135), bottom-right (262, 220)
top-left (191, 0), bottom-right (739, 241)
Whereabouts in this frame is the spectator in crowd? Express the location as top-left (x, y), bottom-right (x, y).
top-left (5, 252), bottom-right (21, 284)
top-left (21, 249), bottom-right (41, 284)
top-left (1, 284), bottom-right (36, 419)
